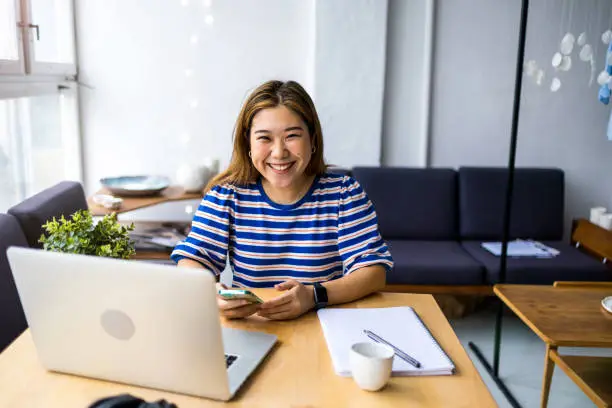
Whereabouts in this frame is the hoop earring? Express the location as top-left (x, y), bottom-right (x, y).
top-left (248, 151), bottom-right (252, 158)
top-left (312, 147), bottom-right (316, 153)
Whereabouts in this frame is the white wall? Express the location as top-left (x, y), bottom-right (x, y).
top-left (314, 0), bottom-right (388, 167)
top-left (382, 0), bottom-right (433, 167)
top-left (76, 0), bottom-right (388, 192)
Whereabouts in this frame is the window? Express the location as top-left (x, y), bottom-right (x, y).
top-left (0, 0), bottom-right (81, 212)
top-left (0, 0), bottom-right (76, 76)
top-left (0, 0), bottom-right (25, 74)
top-left (0, 87), bottom-right (81, 212)
top-left (25, 0), bottom-right (76, 75)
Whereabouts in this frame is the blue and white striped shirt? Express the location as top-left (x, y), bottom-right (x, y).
top-left (170, 173), bottom-right (394, 288)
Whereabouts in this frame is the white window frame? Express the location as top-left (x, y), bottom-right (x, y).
top-left (0, 0), bottom-right (76, 78)
top-left (0, 0), bottom-right (82, 209)
top-left (0, 0), bottom-right (26, 75)
top-left (21, 0), bottom-right (77, 76)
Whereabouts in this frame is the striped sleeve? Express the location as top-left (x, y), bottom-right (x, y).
top-left (170, 184), bottom-right (233, 276)
top-left (337, 177), bottom-right (394, 275)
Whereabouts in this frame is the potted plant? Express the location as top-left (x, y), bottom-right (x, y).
top-left (39, 210), bottom-right (135, 259)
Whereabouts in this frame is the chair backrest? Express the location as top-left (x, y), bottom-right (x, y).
top-left (8, 181), bottom-right (87, 248)
top-left (553, 281), bottom-right (612, 289)
top-left (571, 219), bottom-right (612, 263)
top-left (351, 167), bottom-right (458, 240)
top-left (0, 213), bottom-right (29, 352)
top-left (458, 167), bottom-right (564, 241)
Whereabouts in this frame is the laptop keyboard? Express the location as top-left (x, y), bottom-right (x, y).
top-left (225, 354), bottom-right (238, 368)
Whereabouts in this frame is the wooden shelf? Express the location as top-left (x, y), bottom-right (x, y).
top-left (550, 350), bottom-right (612, 408)
top-left (87, 186), bottom-right (202, 216)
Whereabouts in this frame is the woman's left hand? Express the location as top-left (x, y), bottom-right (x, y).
top-left (257, 280), bottom-right (315, 320)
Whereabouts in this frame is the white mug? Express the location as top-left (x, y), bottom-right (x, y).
top-left (599, 213), bottom-right (612, 230)
top-left (590, 207), bottom-right (607, 225)
top-left (349, 342), bottom-right (394, 392)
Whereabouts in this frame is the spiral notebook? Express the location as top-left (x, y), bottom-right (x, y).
top-left (317, 307), bottom-right (455, 376)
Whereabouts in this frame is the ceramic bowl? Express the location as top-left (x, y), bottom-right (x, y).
top-left (100, 175), bottom-right (170, 197)
top-left (602, 296), bottom-right (612, 314)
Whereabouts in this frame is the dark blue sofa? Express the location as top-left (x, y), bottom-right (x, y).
top-left (352, 166), bottom-right (610, 291)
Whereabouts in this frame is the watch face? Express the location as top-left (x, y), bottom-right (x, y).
top-left (314, 283), bottom-right (328, 306)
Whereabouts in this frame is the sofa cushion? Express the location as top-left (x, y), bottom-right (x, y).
top-left (458, 167), bottom-right (564, 241)
top-left (8, 181), bottom-right (87, 248)
top-left (461, 241), bottom-right (611, 284)
top-left (352, 167), bottom-right (458, 240)
top-left (386, 240), bottom-right (485, 285)
top-left (0, 213), bottom-right (29, 352)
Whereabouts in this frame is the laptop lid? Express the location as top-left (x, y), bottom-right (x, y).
top-left (7, 247), bottom-right (232, 400)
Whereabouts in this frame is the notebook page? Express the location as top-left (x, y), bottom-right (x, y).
top-left (317, 307), bottom-right (455, 377)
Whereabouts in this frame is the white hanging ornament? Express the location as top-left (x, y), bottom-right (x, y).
top-left (559, 56), bottom-right (572, 71)
top-left (577, 32), bottom-right (587, 46)
top-left (560, 32), bottom-right (575, 55)
top-left (580, 44), bottom-right (593, 62)
top-left (602, 30), bottom-right (612, 45)
top-left (550, 77), bottom-right (562, 92)
top-left (524, 60), bottom-right (538, 76)
top-left (535, 69), bottom-right (545, 86)
top-left (552, 52), bottom-right (563, 68)
top-left (597, 70), bottom-right (611, 86)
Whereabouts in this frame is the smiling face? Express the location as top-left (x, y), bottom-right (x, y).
top-left (249, 105), bottom-right (313, 195)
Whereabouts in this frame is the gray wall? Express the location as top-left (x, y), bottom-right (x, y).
top-left (430, 0), bottom-right (612, 235)
top-left (382, 0), bottom-right (430, 167)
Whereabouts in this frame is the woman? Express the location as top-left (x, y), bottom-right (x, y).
top-left (171, 80), bottom-right (393, 320)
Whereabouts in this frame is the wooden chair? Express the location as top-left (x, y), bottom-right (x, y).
top-left (553, 281), bottom-right (612, 289)
top-left (571, 219), bottom-right (612, 266)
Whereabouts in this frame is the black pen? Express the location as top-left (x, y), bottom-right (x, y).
top-left (363, 329), bottom-right (422, 368)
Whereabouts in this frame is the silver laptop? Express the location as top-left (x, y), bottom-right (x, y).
top-left (7, 247), bottom-right (277, 401)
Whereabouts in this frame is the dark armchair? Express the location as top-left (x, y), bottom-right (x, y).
top-left (8, 181), bottom-right (88, 248)
top-left (0, 213), bottom-right (29, 352)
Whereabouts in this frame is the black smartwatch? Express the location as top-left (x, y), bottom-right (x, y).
top-left (313, 282), bottom-right (328, 310)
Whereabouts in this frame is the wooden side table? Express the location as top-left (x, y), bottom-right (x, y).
top-left (494, 284), bottom-right (612, 408)
top-left (88, 187), bottom-right (201, 261)
top-left (87, 186), bottom-right (202, 216)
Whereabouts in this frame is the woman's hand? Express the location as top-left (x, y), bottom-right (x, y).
top-left (257, 280), bottom-right (315, 320)
top-left (216, 283), bottom-right (261, 319)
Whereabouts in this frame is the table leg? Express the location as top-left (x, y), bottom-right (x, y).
top-left (540, 344), bottom-right (557, 408)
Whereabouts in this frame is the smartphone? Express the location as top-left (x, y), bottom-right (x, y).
top-left (217, 289), bottom-right (264, 304)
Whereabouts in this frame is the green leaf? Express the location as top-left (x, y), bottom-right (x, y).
top-left (39, 209), bottom-right (135, 259)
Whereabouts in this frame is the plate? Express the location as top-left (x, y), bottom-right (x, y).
top-left (602, 296), bottom-right (612, 314)
top-left (100, 175), bottom-right (170, 197)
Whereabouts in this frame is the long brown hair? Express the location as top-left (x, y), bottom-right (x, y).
top-left (203, 80), bottom-right (327, 193)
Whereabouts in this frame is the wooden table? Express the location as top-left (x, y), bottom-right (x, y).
top-left (88, 186), bottom-right (202, 216)
top-left (0, 290), bottom-right (496, 407)
top-left (494, 284), bottom-right (612, 408)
